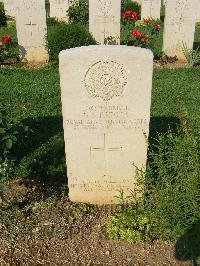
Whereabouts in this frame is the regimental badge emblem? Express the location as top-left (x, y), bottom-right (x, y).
top-left (84, 61), bottom-right (127, 102)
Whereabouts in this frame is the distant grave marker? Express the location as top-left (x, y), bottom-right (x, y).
top-left (89, 0), bottom-right (121, 44)
top-left (15, 0), bottom-right (49, 63)
top-left (163, 0), bottom-right (196, 60)
top-left (141, 0), bottom-right (161, 20)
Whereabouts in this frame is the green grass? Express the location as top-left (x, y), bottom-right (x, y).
top-left (0, 60), bottom-right (200, 264)
top-left (0, 66), bottom-right (200, 183)
top-left (0, 25), bottom-right (17, 41)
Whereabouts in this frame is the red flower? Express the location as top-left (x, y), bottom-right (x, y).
top-left (154, 24), bottom-right (161, 29)
top-left (130, 30), bottom-right (148, 43)
top-left (2, 35), bottom-right (11, 42)
top-left (130, 11), bottom-right (138, 21)
top-left (140, 35), bottom-right (148, 43)
top-left (123, 10), bottom-right (138, 21)
top-left (130, 29), bottom-right (142, 38)
top-left (144, 19), bottom-right (150, 25)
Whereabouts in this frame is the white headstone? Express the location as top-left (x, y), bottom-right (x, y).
top-left (141, 0), bottom-right (161, 19)
top-left (59, 45), bottom-right (153, 204)
top-left (2, 0), bottom-right (16, 17)
top-left (15, 0), bottom-right (49, 63)
top-left (49, 0), bottom-right (69, 22)
top-left (163, 0), bottom-right (196, 60)
top-left (196, 0), bottom-right (200, 22)
top-left (89, 0), bottom-right (121, 44)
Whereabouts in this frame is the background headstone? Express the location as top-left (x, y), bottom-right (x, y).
top-left (141, 0), bottom-right (161, 19)
top-left (89, 0), bottom-right (121, 44)
top-left (15, 0), bottom-right (49, 63)
top-left (196, 0), bottom-right (200, 22)
top-left (49, 0), bottom-right (69, 22)
top-left (1, 0), bottom-right (16, 17)
top-left (163, 0), bottom-right (196, 60)
top-left (59, 45), bottom-right (153, 204)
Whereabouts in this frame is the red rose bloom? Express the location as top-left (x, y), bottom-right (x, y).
top-left (130, 29), bottom-right (142, 38)
top-left (144, 19), bottom-right (150, 25)
top-left (2, 35), bottom-right (11, 42)
top-left (123, 10), bottom-right (138, 21)
top-left (130, 11), bottom-right (138, 21)
top-left (130, 30), bottom-right (148, 43)
top-left (154, 24), bottom-right (161, 29)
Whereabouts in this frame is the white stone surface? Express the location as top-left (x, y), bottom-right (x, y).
top-left (196, 0), bottom-right (200, 22)
top-left (163, 0), bottom-right (196, 60)
top-left (59, 45), bottom-right (153, 204)
top-left (141, 0), bottom-right (161, 19)
top-left (89, 0), bottom-right (121, 44)
top-left (49, 0), bottom-right (69, 22)
top-left (2, 0), bottom-right (16, 17)
top-left (15, 0), bottom-right (49, 63)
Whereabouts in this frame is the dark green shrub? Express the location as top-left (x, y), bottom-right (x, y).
top-left (47, 17), bottom-right (66, 27)
top-left (0, 2), bottom-right (7, 26)
top-left (47, 23), bottom-right (96, 61)
top-left (68, 0), bottom-right (89, 25)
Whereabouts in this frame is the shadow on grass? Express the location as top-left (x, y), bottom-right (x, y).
top-left (174, 221), bottom-right (200, 266)
top-left (12, 115), bottom-right (180, 201)
top-left (15, 115), bottom-right (63, 161)
top-left (149, 115), bottom-right (180, 141)
top-left (193, 42), bottom-right (200, 50)
top-left (13, 115), bottom-right (67, 200)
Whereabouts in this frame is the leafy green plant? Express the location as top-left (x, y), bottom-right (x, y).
top-left (47, 23), bottom-right (96, 61)
top-left (182, 42), bottom-right (200, 67)
top-left (67, 0), bottom-right (89, 25)
top-left (0, 35), bottom-right (19, 64)
top-left (0, 109), bottom-right (29, 180)
top-left (47, 17), bottom-right (67, 27)
top-left (104, 36), bottom-right (119, 45)
top-left (107, 127), bottom-right (200, 243)
top-left (121, 18), bottom-right (163, 58)
top-left (0, 2), bottom-right (7, 26)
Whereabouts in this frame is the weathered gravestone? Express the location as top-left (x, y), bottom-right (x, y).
top-left (15, 0), bottom-right (49, 63)
top-left (49, 0), bottom-right (69, 22)
top-left (163, 0), bottom-right (196, 60)
top-left (59, 46), bottom-right (153, 204)
top-left (2, 0), bottom-right (16, 17)
top-left (141, 0), bottom-right (161, 19)
top-left (89, 0), bottom-right (121, 44)
top-left (196, 0), bottom-right (200, 22)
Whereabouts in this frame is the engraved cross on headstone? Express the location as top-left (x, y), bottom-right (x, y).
top-left (95, 0), bottom-right (116, 43)
top-left (90, 133), bottom-right (123, 175)
top-left (25, 16), bottom-right (37, 37)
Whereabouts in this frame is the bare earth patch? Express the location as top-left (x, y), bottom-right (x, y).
top-left (0, 180), bottom-right (193, 266)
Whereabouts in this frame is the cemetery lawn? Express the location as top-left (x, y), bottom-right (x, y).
top-left (0, 65), bottom-right (200, 265)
